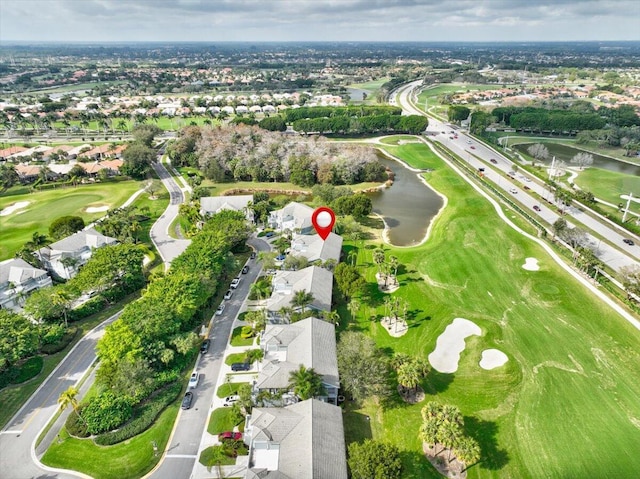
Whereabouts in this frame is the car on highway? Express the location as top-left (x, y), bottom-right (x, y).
top-left (242, 265), bottom-right (249, 274)
top-left (509, 188), bottom-right (518, 194)
top-left (230, 278), bottom-right (241, 289)
top-left (188, 372), bottom-right (200, 389)
top-left (200, 339), bottom-right (210, 354)
top-left (623, 238), bottom-right (635, 246)
top-left (223, 394), bottom-right (239, 407)
top-left (490, 158), bottom-right (498, 164)
top-left (224, 289), bottom-right (233, 300)
top-left (231, 362), bottom-right (251, 371)
top-left (181, 391), bottom-right (193, 410)
top-left (218, 431), bottom-right (243, 441)
top-left (524, 185), bottom-right (531, 190)
top-left (533, 205), bottom-right (541, 212)
top-left (478, 167), bottom-right (485, 172)
top-left (470, 146), bottom-right (476, 150)
top-left (216, 303), bottom-right (225, 315)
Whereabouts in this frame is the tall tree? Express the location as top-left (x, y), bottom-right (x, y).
top-left (347, 440), bottom-right (403, 479)
top-left (288, 364), bottom-right (325, 400)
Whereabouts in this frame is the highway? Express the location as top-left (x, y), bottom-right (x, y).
top-left (395, 81), bottom-right (640, 274)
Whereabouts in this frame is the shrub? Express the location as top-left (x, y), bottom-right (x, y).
top-left (94, 382), bottom-right (181, 446)
top-left (0, 366), bottom-right (19, 389)
top-left (13, 356), bottom-right (43, 384)
top-left (41, 324), bottom-right (66, 345)
top-left (67, 296), bottom-right (107, 322)
top-left (65, 409), bottom-right (90, 438)
top-left (83, 391), bottom-right (133, 435)
top-left (40, 327), bottom-right (78, 355)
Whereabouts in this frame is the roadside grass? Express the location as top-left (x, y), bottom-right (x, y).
top-left (0, 180), bottom-right (143, 260)
top-left (41, 400), bottom-right (179, 479)
top-left (0, 293), bottom-right (138, 429)
top-left (199, 446), bottom-right (237, 467)
top-left (229, 327), bottom-right (254, 347)
top-left (207, 408), bottom-right (243, 435)
top-left (340, 140), bottom-right (640, 478)
top-left (376, 139), bottom-right (441, 170)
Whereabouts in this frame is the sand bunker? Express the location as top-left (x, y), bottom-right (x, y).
top-left (86, 205), bottom-right (109, 213)
top-left (428, 318), bottom-right (481, 373)
top-left (479, 349), bottom-right (509, 370)
top-left (0, 201), bottom-right (30, 216)
top-left (522, 257), bottom-right (540, 271)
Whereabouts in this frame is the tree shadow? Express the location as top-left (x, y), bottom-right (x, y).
top-left (342, 407), bottom-right (373, 444)
top-left (423, 370), bottom-right (454, 395)
top-left (464, 416), bottom-right (510, 471)
top-left (397, 449), bottom-right (443, 479)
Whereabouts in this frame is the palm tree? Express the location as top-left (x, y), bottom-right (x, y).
top-left (438, 421), bottom-right (462, 462)
top-left (321, 310), bottom-right (341, 326)
top-left (58, 386), bottom-right (85, 424)
top-left (373, 247), bottom-right (386, 277)
top-left (419, 416), bottom-right (441, 453)
top-left (51, 288), bottom-right (73, 327)
top-left (397, 361), bottom-right (420, 393)
top-left (204, 445), bottom-right (226, 478)
top-left (389, 255), bottom-right (399, 285)
top-left (288, 365), bottom-right (325, 400)
top-left (455, 436), bottom-right (481, 471)
top-left (27, 231), bottom-right (49, 266)
top-left (347, 250), bottom-right (358, 267)
top-left (347, 298), bottom-right (361, 321)
top-left (60, 256), bottom-right (79, 277)
top-left (292, 289), bottom-right (314, 313)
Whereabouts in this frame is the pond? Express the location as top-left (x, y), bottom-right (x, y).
top-left (346, 87), bottom-right (369, 101)
top-left (513, 142), bottom-right (640, 176)
top-left (368, 155), bottom-right (444, 247)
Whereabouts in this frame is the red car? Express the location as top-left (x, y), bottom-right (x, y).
top-left (219, 431), bottom-right (243, 441)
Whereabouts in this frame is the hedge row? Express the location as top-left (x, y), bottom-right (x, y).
top-left (93, 381), bottom-right (182, 446)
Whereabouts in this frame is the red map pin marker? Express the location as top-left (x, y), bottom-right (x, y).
top-left (312, 206), bottom-right (336, 241)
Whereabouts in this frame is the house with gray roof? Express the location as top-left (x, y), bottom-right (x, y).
top-left (289, 232), bottom-right (342, 264)
top-left (243, 399), bottom-right (348, 479)
top-left (256, 317), bottom-right (340, 404)
top-left (268, 202), bottom-right (314, 234)
top-left (266, 266), bottom-right (332, 321)
top-left (200, 195), bottom-right (254, 222)
top-left (37, 227), bottom-right (117, 279)
top-left (0, 258), bottom-right (52, 310)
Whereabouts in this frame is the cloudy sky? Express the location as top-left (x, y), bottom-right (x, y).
top-left (1, 0), bottom-right (639, 43)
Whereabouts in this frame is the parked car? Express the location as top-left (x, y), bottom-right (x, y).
top-left (188, 371), bottom-right (200, 389)
top-left (623, 238), bottom-right (635, 246)
top-left (224, 289), bottom-right (233, 300)
top-left (242, 265), bottom-right (249, 274)
top-left (218, 431), bottom-right (243, 441)
top-left (275, 254), bottom-right (286, 261)
top-left (265, 231), bottom-right (275, 238)
top-left (200, 339), bottom-right (210, 354)
top-left (181, 391), bottom-right (193, 410)
top-left (490, 158), bottom-right (498, 164)
top-left (216, 303), bottom-right (225, 315)
top-left (223, 394), bottom-right (239, 407)
top-left (231, 362), bottom-right (251, 372)
top-left (230, 278), bottom-right (241, 289)
top-left (533, 205), bottom-right (541, 212)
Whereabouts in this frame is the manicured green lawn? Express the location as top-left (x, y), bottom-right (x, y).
top-left (216, 382), bottom-right (241, 398)
top-left (230, 327), bottom-right (255, 347)
top-left (347, 78), bottom-right (390, 93)
top-left (225, 352), bottom-right (247, 365)
top-left (0, 180), bottom-right (143, 260)
top-left (574, 168), bottom-right (640, 208)
top-left (42, 401), bottom-right (179, 479)
top-left (341, 138), bottom-right (640, 478)
top-left (207, 408), bottom-right (243, 435)
top-left (377, 139), bottom-right (441, 170)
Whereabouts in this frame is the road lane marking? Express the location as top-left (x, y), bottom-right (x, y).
top-left (0, 430), bottom-right (22, 434)
top-left (165, 454), bottom-right (197, 458)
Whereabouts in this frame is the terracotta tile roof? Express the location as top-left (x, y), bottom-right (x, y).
top-left (0, 146), bottom-right (27, 157)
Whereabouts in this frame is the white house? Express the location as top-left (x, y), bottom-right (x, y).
top-left (37, 227), bottom-right (117, 279)
top-left (199, 195), bottom-right (254, 222)
top-left (243, 399), bottom-right (348, 479)
top-left (0, 258), bottom-right (52, 310)
top-left (289, 232), bottom-right (342, 264)
top-left (256, 317), bottom-right (340, 404)
top-left (269, 202), bottom-right (314, 234)
top-left (266, 266), bottom-right (332, 320)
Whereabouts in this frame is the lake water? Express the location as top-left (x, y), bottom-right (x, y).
top-left (368, 155), bottom-right (444, 247)
top-left (346, 87), bottom-right (369, 101)
top-left (513, 143), bottom-right (640, 176)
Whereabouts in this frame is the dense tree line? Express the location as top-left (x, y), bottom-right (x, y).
top-left (87, 210), bottom-right (249, 435)
top-left (120, 124), bottom-right (161, 179)
top-left (291, 114), bottom-right (428, 135)
top-left (282, 105), bottom-right (401, 123)
top-left (492, 106), bottom-right (606, 132)
top-left (195, 124), bottom-right (387, 187)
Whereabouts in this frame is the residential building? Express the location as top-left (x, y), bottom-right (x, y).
top-left (256, 317), bottom-right (340, 404)
top-left (199, 195), bottom-right (254, 222)
top-left (0, 258), bottom-right (52, 310)
top-left (268, 202), bottom-right (314, 234)
top-left (243, 399), bottom-right (348, 479)
top-left (289, 232), bottom-right (342, 264)
top-left (37, 227), bottom-right (117, 279)
top-left (266, 266), bottom-right (332, 321)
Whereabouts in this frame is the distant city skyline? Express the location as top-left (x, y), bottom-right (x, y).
top-left (1, 0), bottom-right (639, 43)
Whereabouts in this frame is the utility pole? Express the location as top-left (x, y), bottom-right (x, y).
top-left (548, 156), bottom-right (556, 181)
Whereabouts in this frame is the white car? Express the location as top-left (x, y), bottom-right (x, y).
top-left (509, 188), bottom-right (518, 194)
top-left (216, 303), bottom-right (225, 315)
top-left (188, 371), bottom-right (200, 389)
top-left (223, 394), bottom-right (239, 407)
top-left (230, 278), bottom-right (241, 289)
top-left (224, 289), bottom-right (233, 300)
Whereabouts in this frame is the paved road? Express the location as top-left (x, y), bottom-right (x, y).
top-left (0, 312), bottom-right (122, 479)
top-left (149, 237), bottom-right (270, 479)
top-left (150, 157), bottom-right (191, 269)
top-left (395, 81), bottom-right (640, 274)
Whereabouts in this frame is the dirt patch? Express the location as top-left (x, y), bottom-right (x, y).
top-left (397, 384), bottom-right (425, 404)
top-left (423, 443), bottom-right (467, 479)
top-left (375, 272), bottom-right (399, 293)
